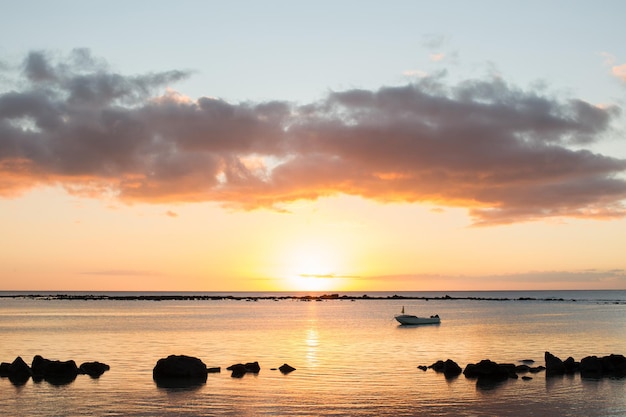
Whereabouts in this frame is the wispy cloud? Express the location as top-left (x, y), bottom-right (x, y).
top-left (429, 53), bottom-right (445, 62)
top-left (1, 49), bottom-right (625, 225)
top-left (612, 64), bottom-right (626, 82)
top-left (368, 269), bottom-right (626, 289)
top-left (81, 269), bottom-right (162, 277)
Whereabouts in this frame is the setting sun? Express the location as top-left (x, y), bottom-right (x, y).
top-left (282, 242), bottom-right (347, 292)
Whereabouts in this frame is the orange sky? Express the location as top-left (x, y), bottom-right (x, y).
top-left (2, 4), bottom-right (626, 292)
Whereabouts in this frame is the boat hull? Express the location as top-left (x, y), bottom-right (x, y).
top-left (395, 315), bottom-right (440, 325)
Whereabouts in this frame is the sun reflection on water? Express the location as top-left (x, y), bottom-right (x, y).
top-left (305, 327), bottom-right (319, 368)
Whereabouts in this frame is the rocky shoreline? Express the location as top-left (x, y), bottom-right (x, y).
top-left (2, 351), bottom-right (623, 389)
top-left (2, 293), bottom-right (623, 303)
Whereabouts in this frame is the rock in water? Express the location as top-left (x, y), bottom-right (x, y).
top-left (31, 355), bottom-right (79, 385)
top-left (153, 355), bottom-right (208, 388)
top-left (8, 356), bottom-right (31, 385)
top-left (279, 363), bottom-right (296, 374)
top-left (545, 351), bottom-right (566, 376)
top-left (79, 361), bottom-right (110, 378)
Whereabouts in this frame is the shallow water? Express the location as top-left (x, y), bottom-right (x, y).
top-left (1, 291), bottom-right (625, 416)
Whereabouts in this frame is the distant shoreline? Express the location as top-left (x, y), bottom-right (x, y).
top-left (1, 293), bottom-right (624, 304)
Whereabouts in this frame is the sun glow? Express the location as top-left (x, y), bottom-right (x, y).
top-left (283, 243), bottom-right (347, 292)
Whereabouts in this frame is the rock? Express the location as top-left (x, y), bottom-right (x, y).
top-left (515, 364), bottom-right (531, 373)
top-left (227, 362), bottom-right (261, 378)
top-left (417, 365), bottom-right (428, 371)
top-left (227, 364), bottom-right (247, 378)
top-left (79, 361), bottom-right (110, 378)
top-left (498, 363), bottom-right (518, 378)
top-left (602, 354), bottom-right (626, 377)
top-left (545, 351), bottom-right (566, 376)
top-left (245, 361), bottom-right (261, 373)
top-left (31, 355), bottom-right (79, 385)
top-left (429, 359), bottom-right (462, 378)
top-left (278, 363), bottom-right (296, 374)
top-left (0, 362), bottom-right (10, 377)
top-left (522, 376), bottom-right (533, 381)
top-left (580, 354), bottom-right (626, 378)
top-left (463, 360), bottom-right (510, 382)
top-left (520, 359), bottom-right (535, 364)
top-left (8, 356), bottom-right (31, 385)
top-left (207, 367), bottom-right (221, 373)
top-left (31, 356), bottom-right (79, 385)
top-left (153, 355), bottom-right (208, 387)
top-left (563, 356), bottom-right (579, 374)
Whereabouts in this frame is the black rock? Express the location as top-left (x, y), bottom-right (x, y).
top-left (32, 356), bottom-right (79, 385)
top-left (8, 356), bottom-right (31, 385)
top-left (545, 351), bottom-right (566, 376)
top-left (563, 356), bottom-right (579, 374)
top-left (31, 355), bottom-right (79, 385)
top-left (278, 363), bottom-right (296, 374)
top-left (429, 359), bottom-right (462, 378)
top-left (0, 362), bottom-right (10, 377)
top-left (245, 361), bottom-right (261, 373)
top-left (417, 365), bottom-right (428, 371)
top-left (227, 364), bottom-right (247, 378)
top-left (463, 360), bottom-right (510, 382)
top-left (522, 376), bottom-right (533, 381)
top-left (227, 361), bottom-right (261, 377)
top-left (79, 361), bottom-right (110, 378)
top-left (153, 355), bottom-right (208, 387)
top-left (580, 354), bottom-right (626, 378)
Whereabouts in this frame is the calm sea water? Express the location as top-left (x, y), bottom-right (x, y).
top-left (1, 291), bottom-right (625, 416)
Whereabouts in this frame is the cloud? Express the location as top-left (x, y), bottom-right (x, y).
top-left (612, 64), bottom-right (626, 82)
top-left (1, 49), bottom-right (626, 225)
top-left (81, 269), bottom-right (162, 277)
top-left (165, 210), bottom-right (178, 218)
top-left (429, 53), bottom-right (445, 62)
top-left (366, 269), bottom-right (626, 290)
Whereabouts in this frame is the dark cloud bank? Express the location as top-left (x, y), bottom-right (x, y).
top-left (1, 49), bottom-right (626, 225)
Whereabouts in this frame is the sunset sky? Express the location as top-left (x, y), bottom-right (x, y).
top-left (2, 0), bottom-right (626, 292)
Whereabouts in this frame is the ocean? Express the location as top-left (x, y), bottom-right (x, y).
top-left (1, 290), bottom-right (625, 416)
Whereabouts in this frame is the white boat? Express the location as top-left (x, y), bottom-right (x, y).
top-left (395, 307), bottom-right (440, 325)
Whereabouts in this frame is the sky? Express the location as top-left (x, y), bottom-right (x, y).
top-left (1, 0), bottom-right (626, 292)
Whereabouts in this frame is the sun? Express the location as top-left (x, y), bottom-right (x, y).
top-left (283, 243), bottom-right (346, 292)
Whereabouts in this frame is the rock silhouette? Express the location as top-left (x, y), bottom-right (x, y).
top-left (227, 361), bottom-right (261, 378)
top-left (153, 355), bottom-right (208, 388)
top-left (429, 359), bottom-right (462, 378)
top-left (31, 355), bottom-right (79, 385)
top-left (278, 363), bottom-right (296, 374)
top-left (79, 361), bottom-right (111, 378)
